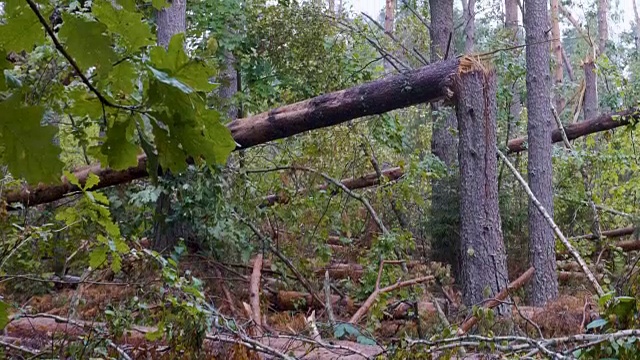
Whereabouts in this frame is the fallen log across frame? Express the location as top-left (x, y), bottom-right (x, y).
top-left (4, 59), bottom-right (461, 208)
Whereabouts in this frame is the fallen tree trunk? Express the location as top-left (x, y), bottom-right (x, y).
top-left (507, 108), bottom-right (639, 153)
top-left (258, 109), bottom-right (638, 207)
top-left (5, 59), bottom-right (460, 208)
top-left (573, 226), bottom-right (637, 240)
top-left (261, 166), bottom-right (404, 207)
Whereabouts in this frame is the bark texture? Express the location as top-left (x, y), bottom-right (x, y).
top-left (462, 0), bottom-right (476, 53)
top-left (506, 107), bottom-right (639, 153)
top-left (597, 0), bottom-right (608, 55)
top-left (455, 64), bottom-right (509, 310)
top-left (505, 0), bottom-right (522, 130)
top-left (524, 0), bottom-right (559, 305)
top-left (218, 51), bottom-right (239, 120)
top-left (583, 59), bottom-right (599, 122)
top-left (429, 0), bottom-right (460, 275)
top-left (551, 0), bottom-right (564, 111)
top-left (384, 0), bottom-right (396, 72)
top-left (4, 60), bottom-right (460, 207)
top-left (156, 0), bottom-right (186, 48)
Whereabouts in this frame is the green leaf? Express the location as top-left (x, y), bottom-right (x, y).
top-left (64, 170), bottom-right (81, 188)
top-left (145, 323), bottom-right (165, 340)
top-left (334, 324), bottom-right (346, 338)
top-left (111, 253), bottom-right (122, 273)
top-left (149, 33), bottom-right (216, 92)
top-left (107, 60), bottom-right (137, 95)
top-left (148, 66), bottom-right (193, 94)
top-left (67, 88), bottom-right (103, 119)
top-left (92, 0), bottom-right (155, 53)
top-left (152, 122), bottom-right (188, 173)
top-left (0, 0), bottom-right (46, 52)
top-left (0, 96), bottom-right (63, 184)
top-left (150, 0), bottom-right (171, 10)
top-left (58, 14), bottom-right (117, 73)
top-left (586, 318), bottom-right (608, 330)
top-left (114, 238), bottom-right (130, 253)
top-left (356, 335), bottom-right (377, 346)
top-left (0, 300), bottom-right (10, 330)
top-left (84, 173), bottom-right (100, 191)
top-left (97, 116), bottom-right (140, 170)
top-left (90, 246), bottom-right (108, 269)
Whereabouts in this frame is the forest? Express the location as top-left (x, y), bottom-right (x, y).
top-left (0, 0), bottom-right (640, 358)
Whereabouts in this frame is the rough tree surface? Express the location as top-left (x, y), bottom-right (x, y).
top-left (455, 61), bottom-right (509, 310)
top-left (428, 0), bottom-right (460, 275)
top-left (524, 0), bottom-right (559, 305)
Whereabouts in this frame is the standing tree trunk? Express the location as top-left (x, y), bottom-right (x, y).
top-left (524, 0), bottom-right (559, 306)
top-left (550, 0), bottom-right (564, 112)
top-left (505, 0), bottom-right (522, 132)
top-left (428, 0), bottom-right (460, 276)
top-left (455, 61), bottom-right (510, 312)
top-left (384, 0), bottom-right (396, 72)
top-left (583, 59), bottom-right (598, 122)
top-left (633, 0), bottom-right (640, 53)
top-left (461, 0), bottom-right (476, 53)
top-left (152, 0), bottom-right (187, 252)
top-left (597, 0), bottom-right (608, 56)
top-left (156, 0), bottom-right (186, 47)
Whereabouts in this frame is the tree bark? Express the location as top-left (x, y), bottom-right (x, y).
top-left (461, 0), bottom-right (476, 53)
top-left (455, 62), bottom-right (509, 311)
top-left (156, 0), bottom-right (186, 48)
top-left (384, 0), bottom-right (396, 73)
top-left (152, 0), bottom-right (187, 252)
top-left (506, 107), bottom-right (638, 153)
top-left (583, 59), bottom-right (598, 122)
top-left (524, 0), bottom-right (559, 306)
top-left (550, 0), bottom-right (564, 111)
top-left (505, 0), bottom-right (523, 131)
top-left (597, 0), bottom-right (608, 55)
top-left (429, 0), bottom-right (460, 276)
top-left (634, 0), bottom-right (640, 53)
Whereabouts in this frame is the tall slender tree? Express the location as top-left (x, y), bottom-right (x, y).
top-left (634, 0), bottom-right (640, 53)
top-left (384, 0), bottom-right (396, 72)
top-left (524, 0), bottom-right (559, 305)
top-left (505, 0), bottom-right (522, 131)
top-left (550, 0), bottom-right (564, 111)
top-left (455, 61), bottom-right (509, 311)
top-left (461, 0), bottom-right (476, 53)
top-left (428, 0), bottom-right (460, 276)
top-left (597, 0), bottom-right (608, 56)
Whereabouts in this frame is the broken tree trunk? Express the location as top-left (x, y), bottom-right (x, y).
top-left (455, 59), bottom-right (509, 311)
top-left (4, 59), bottom-right (460, 208)
top-left (506, 108), bottom-right (639, 153)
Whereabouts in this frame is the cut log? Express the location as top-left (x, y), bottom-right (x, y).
top-left (4, 59), bottom-right (459, 208)
top-left (507, 108), bottom-right (639, 153)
